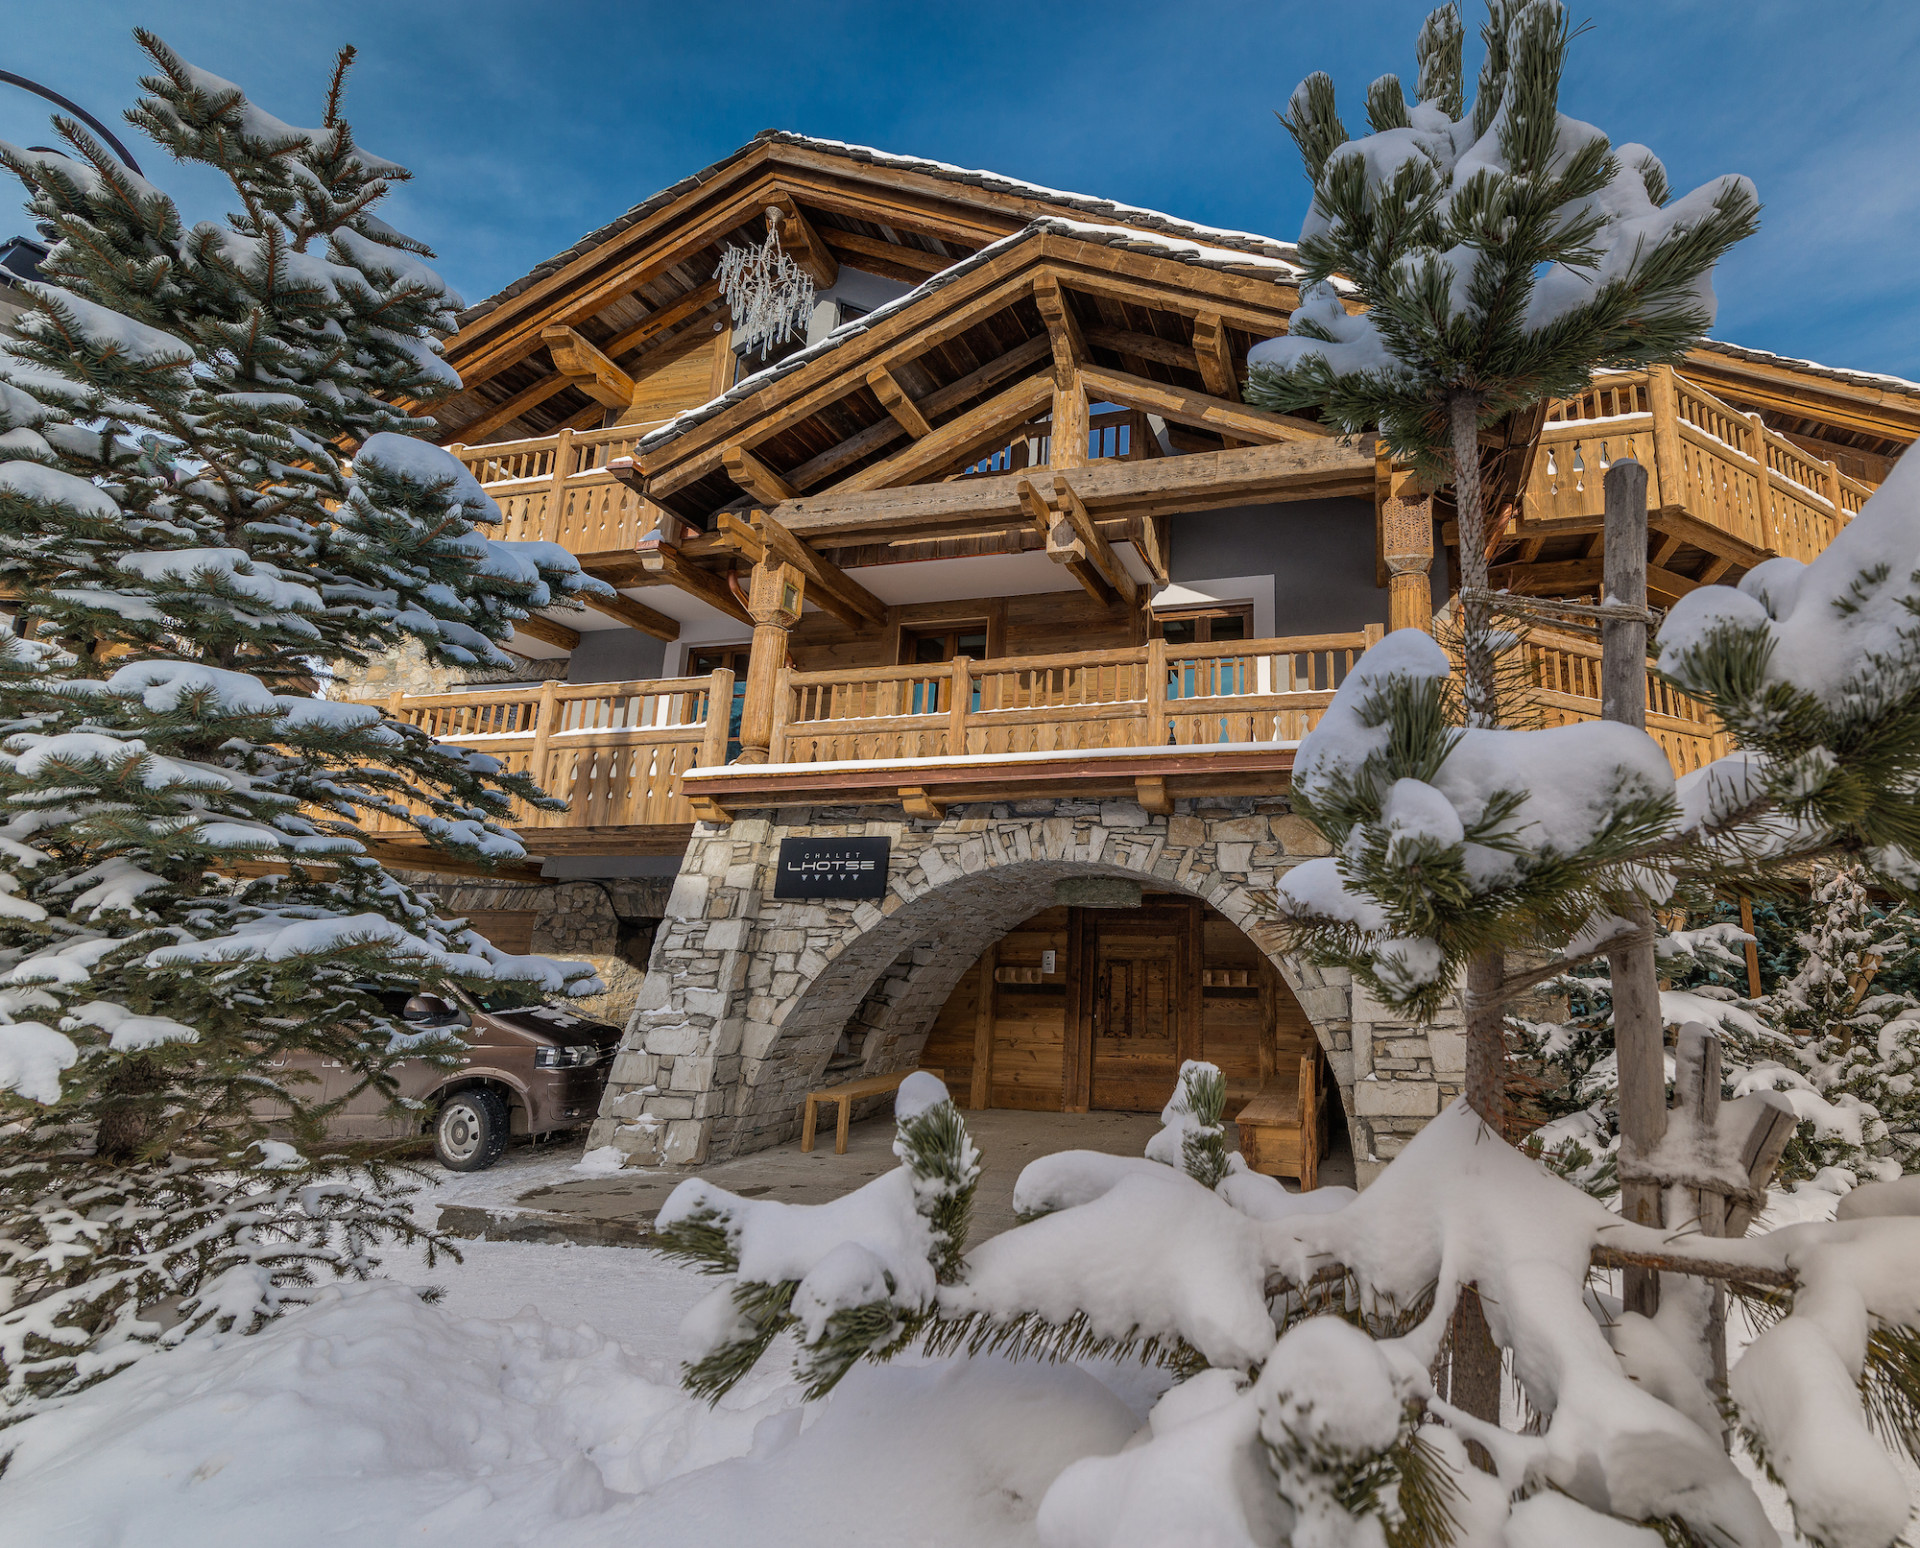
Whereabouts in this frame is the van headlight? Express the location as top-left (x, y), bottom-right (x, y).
top-left (535, 1044), bottom-right (600, 1068)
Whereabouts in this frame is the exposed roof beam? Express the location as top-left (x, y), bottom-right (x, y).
top-left (642, 264), bottom-right (1042, 499)
top-left (512, 612), bottom-right (580, 651)
top-left (1190, 312), bottom-right (1239, 402)
top-left (581, 589), bottom-right (680, 641)
top-left (780, 335), bottom-right (1052, 493)
top-left (1490, 554), bottom-right (1700, 603)
top-left (723, 444), bottom-right (798, 504)
top-left (839, 372), bottom-right (1054, 492)
top-left (771, 435), bottom-right (1376, 539)
top-left (1033, 275), bottom-right (1088, 389)
top-left (627, 532), bottom-right (754, 626)
top-left (1052, 473), bottom-right (1140, 606)
top-left (603, 279), bottom-right (723, 359)
top-left (866, 365), bottom-right (932, 438)
top-left (1083, 325), bottom-right (1195, 373)
top-left (452, 372), bottom-right (573, 445)
top-left (767, 192), bottom-right (839, 289)
top-left (1079, 364), bottom-right (1323, 445)
top-left (823, 227), bottom-right (954, 276)
top-left (542, 325), bottom-right (635, 408)
top-left (1018, 477), bottom-right (1109, 604)
top-left (713, 509), bottom-right (886, 628)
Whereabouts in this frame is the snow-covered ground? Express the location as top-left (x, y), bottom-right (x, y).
top-left (0, 1139), bottom-right (1172, 1548)
top-left (0, 1134), bottom-right (1877, 1548)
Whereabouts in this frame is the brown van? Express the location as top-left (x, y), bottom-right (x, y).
top-left (287, 987), bottom-right (625, 1170)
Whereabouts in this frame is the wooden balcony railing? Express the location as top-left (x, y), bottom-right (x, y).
top-left (1517, 626), bottom-right (1732, 774)
top-left (772, 630), bottom-right (1385, 764)
top-left (1527, 364), bottom-right (1872, 562)
top-left (369, 628), bottom-right (1736, 840)
top-left (369, 670), bottom-right (732, 834)
top-left (444, 422), bottom-right (670, 555)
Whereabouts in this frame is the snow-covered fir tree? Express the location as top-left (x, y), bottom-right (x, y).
top-left (0, 36), bottom-right (603, 1413)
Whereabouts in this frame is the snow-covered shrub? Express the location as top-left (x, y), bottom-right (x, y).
top-left (654, 1072), bottom-right (980, 1401)
top-left (1144, 1058), bottom-right (1233, 1189)
top-left (0, 36), bottom-right (601, 1416)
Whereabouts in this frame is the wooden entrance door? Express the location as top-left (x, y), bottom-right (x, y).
top-left (1085, 909), bottom-right (1189, 1110)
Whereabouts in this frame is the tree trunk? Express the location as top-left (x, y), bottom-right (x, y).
top-left (95, 1054), bottom-right (166, 1165)
top-left (1447, 389), bottom-right (1506, 1422)
top-left (1448, 392), bottom-right (1496, 730)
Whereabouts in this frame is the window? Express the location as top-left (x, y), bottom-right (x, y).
top-left (902, 625), bottom-right (990, 714)
top-left (1151, 603), bottom-right (1252, 646)
top-left (689, 644), bottom-right (751, 758)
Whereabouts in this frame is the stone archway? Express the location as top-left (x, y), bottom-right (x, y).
top-left (588, 797), bottom-right (1464, 1182)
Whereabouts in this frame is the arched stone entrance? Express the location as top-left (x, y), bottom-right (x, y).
top-left (588, 796), bottom-right (1465, 1184)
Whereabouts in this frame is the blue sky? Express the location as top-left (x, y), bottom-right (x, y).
top-left (6, 1), bottom-right (1917, 380)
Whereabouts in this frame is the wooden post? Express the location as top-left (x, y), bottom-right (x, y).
top-left (541, 426), bottom-right (576, 545)
top-left (1746, 413), bottom-right (1775, 550)
top-left (737, 559), bottom-right (803, 764)
top-left (1143, 637), bottom-right (1168, 747)
top-left (1052, 371), bottom-right (1089, 471)
top-left (1380, 489), bottom-right (1436, 634)
top-left (699, 667), bottom-right (734, 766)
top-left (1738, 895), bottom-right (1763, 999)
top-left (948, 656), bottom-right (971, 756)
top-left (1646, 365), bottom-right (1684, 515)
top-left (1602, 458), bottom-right (1666, 1319)
top-left (528, 678), bottom-right (560, 807)
top-left (1674, 1024), bottom-right (1731, 1435)
top-left (767, 665), bottom-right (792, 764)
top-left (969, 946), bottom-right (997, 1111)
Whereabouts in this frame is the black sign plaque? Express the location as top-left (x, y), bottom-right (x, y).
top-left (772, 836), bottom-right (892, 900)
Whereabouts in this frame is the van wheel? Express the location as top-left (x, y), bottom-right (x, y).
top-left (435, 1089), bottom-right (510, 1171)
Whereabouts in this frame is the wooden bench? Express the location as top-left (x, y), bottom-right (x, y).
top-left (801, 1067), bottom-right (944, 1155)
top-left (1233, 1054), bottom-right (1326, 1190)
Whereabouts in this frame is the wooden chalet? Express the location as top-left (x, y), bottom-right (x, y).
top-left (367, 131), bottom-right (1919, 1173)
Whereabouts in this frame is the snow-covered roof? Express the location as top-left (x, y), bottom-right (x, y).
top-left (1693, 338), bottom-right (1920, 400)
top-left (456, 129), bottom-right (1307, 327)
top-left (632, 216), bottom-right (1306, 458)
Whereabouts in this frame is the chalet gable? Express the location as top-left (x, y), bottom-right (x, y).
top-left (432, 133), bottom-right (1311, 448)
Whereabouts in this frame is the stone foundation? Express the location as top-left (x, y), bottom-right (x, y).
top-left (589, 795), bottom-right (1466, 1185)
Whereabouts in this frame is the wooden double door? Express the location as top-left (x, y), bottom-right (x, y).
top-left (1072, 904), bottom-right (1198, 1112)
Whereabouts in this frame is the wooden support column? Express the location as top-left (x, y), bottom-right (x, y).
top-left (1035, 277), bottom-right (1090, 472)
top-left (1381, 491), bottom-right (1436, 633)
top-left (736, 559), bottom-right (804, 765)
top-left (969, 945), bottom-right (998, 1110)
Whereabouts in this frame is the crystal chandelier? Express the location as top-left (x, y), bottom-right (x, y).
top-left (717, 206), bottom-right (817, 360)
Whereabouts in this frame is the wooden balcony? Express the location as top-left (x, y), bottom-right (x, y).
top-left (1504, 364), bottom-right (1875, 594)
top-left (448, 423), bottom-right (665, 557)
top-left (367, 627), bottom-right (1731, 857)
top-left (367, 671), bottom-right (733, 855)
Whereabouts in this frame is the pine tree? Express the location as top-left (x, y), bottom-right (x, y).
top-left (1246, 0), bottom-right (1759, 1137)
top-left (0, 36), bottom-right (602, 1414)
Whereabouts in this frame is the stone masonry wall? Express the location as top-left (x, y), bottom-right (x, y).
top-left (588, 795), bottom-right (1467, 1185)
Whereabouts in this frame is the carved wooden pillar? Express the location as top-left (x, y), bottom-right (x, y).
top-left (1382, 492), bottom-right (1435, 633)
top-left (736, 557), bottom-right (804, 765)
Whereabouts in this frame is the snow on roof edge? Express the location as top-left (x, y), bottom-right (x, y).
top-left (456, 129), bottom-right (1308, 328)
top-left (1693, 338), bottom-right (1920, 401)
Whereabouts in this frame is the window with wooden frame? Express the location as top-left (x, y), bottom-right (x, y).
top-left (1150, 602), bottom-right (1253, 646)
top-left (901, 624), bottom-right (989, 714)
top-left (688, 643), bottom-right (751, 754)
